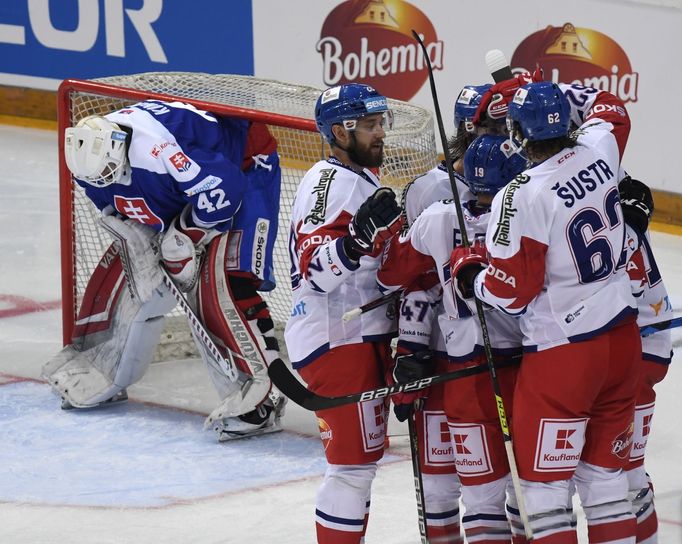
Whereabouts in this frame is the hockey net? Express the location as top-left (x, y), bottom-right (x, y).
top-left (58, 72), bottom-right (437, 360)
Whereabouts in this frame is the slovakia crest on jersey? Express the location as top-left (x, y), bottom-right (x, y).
top-left (113, 195), bottom-right (165, 231)
top-left (170, 152), bottom-right (193, 173)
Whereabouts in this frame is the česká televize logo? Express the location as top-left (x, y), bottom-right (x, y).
top-left (511, 23), bottom-right (638, 103)
top-left (317, 0), bottom-right (443, 101)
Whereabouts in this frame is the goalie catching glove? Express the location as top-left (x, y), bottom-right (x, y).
top-left (344, 187), bottom-right (402, 261)
top-left (388, 350), bottom-right (436, 422)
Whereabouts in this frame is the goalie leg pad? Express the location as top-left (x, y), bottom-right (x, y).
top-left (196, 235), bottom-right (283, 428)
top-left (42, 264), bottom-right (175, 408)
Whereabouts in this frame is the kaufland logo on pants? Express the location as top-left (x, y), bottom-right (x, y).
top-left (534, 418), bottom-right (587, 472)
top-left (448, 423), bottom-right (492, 477)
top-left (317, 0), bottom-right (444, 101)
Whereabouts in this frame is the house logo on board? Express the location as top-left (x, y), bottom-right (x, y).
top-left (511, 23), bottom-right (638, 103)
top-left (317, 0), bottom-right (443, 101)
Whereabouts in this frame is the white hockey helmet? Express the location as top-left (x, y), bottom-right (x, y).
top-left (64, 115), bottom-right (129, 187)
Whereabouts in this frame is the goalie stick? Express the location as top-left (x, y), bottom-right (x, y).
top-left (160, 266), bottom-right (281, 415)
top-left (159, 267), bottom-right (238, 382)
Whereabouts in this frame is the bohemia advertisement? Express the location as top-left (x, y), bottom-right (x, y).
top-left (0, 0), bottom-right (674, 190)
top-left (315, 0), bottom-right (638, 105)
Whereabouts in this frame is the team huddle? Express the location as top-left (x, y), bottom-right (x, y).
top-left (44, 66), bottom-right (671, 544)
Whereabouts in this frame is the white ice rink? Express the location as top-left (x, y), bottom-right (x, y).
top-left (0, 124), bottom-right (680, 543)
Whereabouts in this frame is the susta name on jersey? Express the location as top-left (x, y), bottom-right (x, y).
top-left (551, 159), bottom-right (615, 208)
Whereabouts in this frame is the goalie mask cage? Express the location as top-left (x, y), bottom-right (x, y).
top-left (58, 72), bottom-right (437, 359)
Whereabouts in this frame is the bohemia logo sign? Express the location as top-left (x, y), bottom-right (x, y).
top-left (317, 0), bottom-right (443, 101)
top-left (511, 23), bottom-right (638, 103)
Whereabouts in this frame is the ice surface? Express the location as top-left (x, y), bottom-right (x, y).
top-left (0, 125), bottom-right (680, 543)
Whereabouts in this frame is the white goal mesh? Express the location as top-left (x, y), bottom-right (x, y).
top-left (58, 72), bottom-right (437, 358)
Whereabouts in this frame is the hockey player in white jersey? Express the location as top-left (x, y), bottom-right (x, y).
top-left (42, 100), bottom-right (285, 441)
top-left (399, 84), bottom-right (489, 227)
top-left (616, 176), bottom-right (672, 543)
top-left (284, 83), bottom-right (402, 543)
top-left (379, 134), bottom-right (528, 543)
top-left (451, 81), bottom-right (638, 542)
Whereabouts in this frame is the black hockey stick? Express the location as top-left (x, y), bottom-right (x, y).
top-left (269, 317), bottom-right (672, 413)
top-left (267, 357), bottom-right (519, 411)
top-left (407, 408), bottom-right (430, 543)
top-left (411, 32), bottom-right (533, 539)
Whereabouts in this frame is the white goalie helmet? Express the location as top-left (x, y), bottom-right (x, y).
top-left (64, 115), bottom-right (129, 187)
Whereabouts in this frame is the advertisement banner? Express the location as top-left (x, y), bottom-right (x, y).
top-left (0, 0), bottom-right (254, 89)
top-left (253, 0), bottom-right (681, 193)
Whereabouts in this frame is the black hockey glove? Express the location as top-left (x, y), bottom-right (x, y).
top-left (619, 176), bottom-right (653, 235)
top-left (343, 187), bottom-right (402, 261)
top-left (390, 350), bottom-right (436, 423)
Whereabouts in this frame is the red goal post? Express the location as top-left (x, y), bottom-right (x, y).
top-left (57, 72), bottom-right (437, 355)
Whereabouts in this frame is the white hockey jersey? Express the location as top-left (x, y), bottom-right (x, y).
top-left (474, 87), bottom-right (635, 350)
top-left (379, 200), bottom-right (523, 361)
top-left (401, 162), bottom-right (472, 229)
top-left (284, 157), bottom-right (396, 367)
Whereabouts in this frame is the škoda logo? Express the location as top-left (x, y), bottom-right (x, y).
top-left (317, 0), bottom-right (443, 101)
top-left (511, 23), bottom-right (638, 103)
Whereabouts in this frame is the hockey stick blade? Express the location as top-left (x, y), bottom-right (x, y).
top-left (485, 49), bottom-right (513, 83)
top-left (268, 358), bottom-right (515, 411)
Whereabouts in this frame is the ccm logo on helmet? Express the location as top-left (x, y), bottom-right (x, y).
top-left (485, 264), bottom-right (516, 288)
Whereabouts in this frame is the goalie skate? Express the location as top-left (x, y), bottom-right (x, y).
top-left (60, 389), bottom-right (129, 410)
top-left (213, 397), bottom-right (287, 442)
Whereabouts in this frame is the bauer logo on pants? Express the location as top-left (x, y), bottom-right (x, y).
top-left (447, 423), bottom-right (493, 477)
top-left (534, 418), bottom-right (587, 472)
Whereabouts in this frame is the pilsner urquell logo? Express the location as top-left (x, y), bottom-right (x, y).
top-left (511, 23), bottom-right (638, 103)
top-left (317, 0), bottom-right (443, 101)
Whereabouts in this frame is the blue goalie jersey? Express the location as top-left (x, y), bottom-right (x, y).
top-left (75, 100), bottom-right (281, 291)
